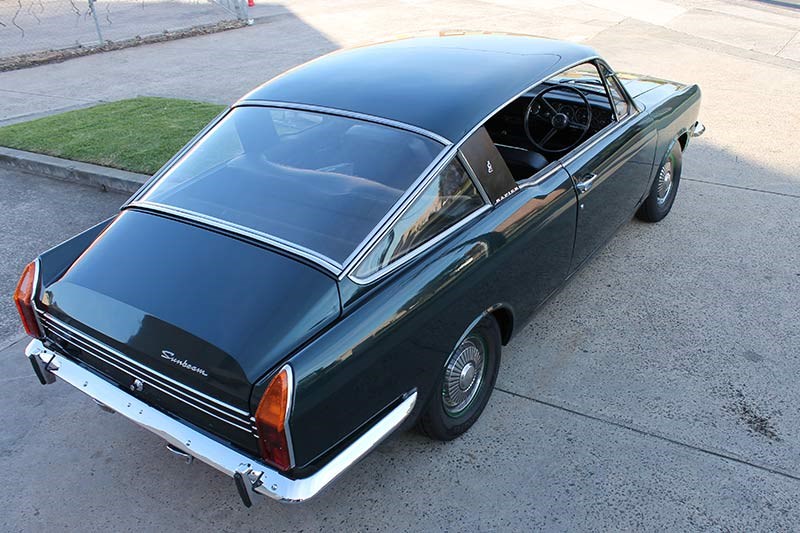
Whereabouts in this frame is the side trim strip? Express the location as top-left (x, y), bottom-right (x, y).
top-left (44, 321), bottom-right (255, 434)
top-left (42, 314), bottom-right (251, 417)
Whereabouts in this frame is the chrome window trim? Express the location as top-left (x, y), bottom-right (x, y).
top-left (596, 59), bottom-right (640, 114)
top-left (341, 143), bottom-right (455, 279)
top-left (128, 201), bottom-right (344, 275)
top-left (349, 204), bottom-right (492, 285)
top-left (41, 313), bottom-right (251, 418)
top-left (558, 111), bottom-right (638, 168)
top-left (124, 103), bottom-right (451, 277)
top-left (347, 150), bottom-right (491, 284)
top-left (237, 100), bottom-right (453, 146)
top-left (337, 146), bottom-right (451, 271)
top-left (516, 161), bottom-right (566, 190)
top-left (595, 58), bottom-right (637, 120)
top-left (344, 54), bottom-right (602, 284)
top-left (348, 150), bottom-right (491, 284)
top-left (125, 107), bottom-right (232, 206)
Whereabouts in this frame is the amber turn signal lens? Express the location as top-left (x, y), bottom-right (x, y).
top-left (13, 261), bottom-right (42, 339)
top-left (254, 367), bottom-right (293, 471)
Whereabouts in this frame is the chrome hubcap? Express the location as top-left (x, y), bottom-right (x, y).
top-left (443, 337), bottom-right (485, 416)
top-left (656, 160), bottom-right (673, 205)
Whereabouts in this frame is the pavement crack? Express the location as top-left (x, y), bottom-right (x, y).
top-left (683, 177), bottom-right (800, 199)
top-left (495, 386), bottom-right (800, 483)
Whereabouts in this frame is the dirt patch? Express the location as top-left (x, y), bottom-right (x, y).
top-left (723, 384), bottom-right (780, 441)
top-left (0, 19), bottom-right (248, 73)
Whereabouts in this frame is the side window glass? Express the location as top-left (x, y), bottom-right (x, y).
top-left (605, 75), bottom-right (630, 119)
top-left (354, 158), bottom-right (485, 278)
top-left (547, 62), bottom-right (616, 129)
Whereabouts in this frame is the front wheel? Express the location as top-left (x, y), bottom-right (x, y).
top-left (418, 316), bottom-right (501, 440)
top-left (637, 142), bottom-right (682, 223)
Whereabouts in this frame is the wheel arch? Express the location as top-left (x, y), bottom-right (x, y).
top-left (677, 131), bottom-right (689, 151)
top-left (487, 303), bottom-right (515, 345)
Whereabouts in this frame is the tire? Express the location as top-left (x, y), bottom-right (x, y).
top-left (637, 142), bottom-right (682, 223)
top-left (418, 316), bottom-right (501, 440)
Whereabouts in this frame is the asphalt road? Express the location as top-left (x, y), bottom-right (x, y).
top-left (2, 0), bottom-right (800, 530)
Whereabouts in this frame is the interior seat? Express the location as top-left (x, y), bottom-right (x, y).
top-left (496, 145), bottom-right (549, 181)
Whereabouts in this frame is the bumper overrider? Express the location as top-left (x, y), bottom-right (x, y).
top-left (26, 339), bottom-right (417, 505)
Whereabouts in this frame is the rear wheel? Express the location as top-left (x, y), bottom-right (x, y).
top-left (637, 143), bottom-right (682, 222)
top-left (418, 316), bottom-right (501, 440)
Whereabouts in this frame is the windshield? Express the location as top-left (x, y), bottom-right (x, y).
top-left (139, 106), bottom-right (444, 266)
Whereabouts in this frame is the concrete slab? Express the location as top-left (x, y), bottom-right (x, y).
top-left (778, 30), bottom-right (800, 62)
top-left (2, 1), bottom-right (800, 529)
top-left (499, 175), bottom-right (800, 477)
top-left (589, 18), bottom-right (800, 197)
top-left (2, 336), bottom-right (798, 530)
top-left (667, 8), bottom-right (796, 55)
top-left (586, 0), bottom-right (686, 25)
top-left (0, 168), bottom-right (125, 341)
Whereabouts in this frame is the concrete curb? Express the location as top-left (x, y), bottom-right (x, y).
top-left (0, 146), bottom-right (149, 194)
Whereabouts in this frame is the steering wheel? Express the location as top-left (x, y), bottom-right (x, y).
top-left (524, 85), bottom-right (592, 154)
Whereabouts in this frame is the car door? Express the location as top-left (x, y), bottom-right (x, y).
top-left (460, 127), bottom-right (577, 322)
top-left (562, 68), bottom-right (657, 270)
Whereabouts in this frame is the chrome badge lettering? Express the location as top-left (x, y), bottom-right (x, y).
top-left (161, 350), bottom-right (209, 377)
top-left (486, 160), bottom-right (494, 174)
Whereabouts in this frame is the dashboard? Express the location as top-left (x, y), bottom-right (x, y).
top-left (485, 85), bottom-right (614, 156)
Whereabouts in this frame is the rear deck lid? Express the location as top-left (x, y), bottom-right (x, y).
top-left (38, 209), bottom-right (340, 445)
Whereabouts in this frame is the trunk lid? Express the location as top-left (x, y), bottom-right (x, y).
top-left (39, 209), bottom-right (340, 452)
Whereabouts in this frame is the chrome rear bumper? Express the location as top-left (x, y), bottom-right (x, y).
top-left (25, 339), bottom-right (416, 504)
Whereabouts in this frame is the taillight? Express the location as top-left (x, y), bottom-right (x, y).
top-left (13, 261), bottom-right (42, 339)
top-left (254, 366), bottom-right (293, 471)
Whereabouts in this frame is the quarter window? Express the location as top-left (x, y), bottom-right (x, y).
top-left (605, 74), bottom-right (631, 119)
top-left (354, 158), bottom-right (485, 278)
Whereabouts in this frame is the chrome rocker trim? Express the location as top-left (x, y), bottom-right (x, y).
top-left (25, 339), bottom-right (417, 504)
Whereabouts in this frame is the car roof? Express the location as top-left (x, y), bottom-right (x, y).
top-left (240, 34), bottom-right (598, 142)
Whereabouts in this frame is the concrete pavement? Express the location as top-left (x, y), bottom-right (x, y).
top-left (0, 168), bottom-right (125, 344)
top-left (1, 0), bottom-right (800, 530)
top-left (1, 174), bottom-right (798, 530)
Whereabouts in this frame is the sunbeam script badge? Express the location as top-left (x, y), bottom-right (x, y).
top-left (161, 350), bottom-right (209, 377)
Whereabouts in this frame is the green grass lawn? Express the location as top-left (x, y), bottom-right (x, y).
top-left (0, 97), bottom-right (226, 175)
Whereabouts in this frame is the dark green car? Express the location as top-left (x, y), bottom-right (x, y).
top-left (16, 34), bottom-right (703, 505)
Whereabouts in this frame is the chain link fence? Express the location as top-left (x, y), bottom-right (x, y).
top-left (0, 0), bottom-right (250, 59)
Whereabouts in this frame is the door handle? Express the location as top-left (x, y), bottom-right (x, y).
top-left (576, 173), bottom-right (598, 194)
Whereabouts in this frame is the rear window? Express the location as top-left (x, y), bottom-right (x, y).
top-left (140, 107), bottom-right (443, 265)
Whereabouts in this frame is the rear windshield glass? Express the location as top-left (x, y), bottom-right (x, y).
top-left (140, 107), bottom-right (443, 265)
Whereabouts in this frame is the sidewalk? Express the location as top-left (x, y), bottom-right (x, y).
top-left (1, 0), bottom-right (798, 124)
top-left (1, 0), bottom-right (798, 196)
